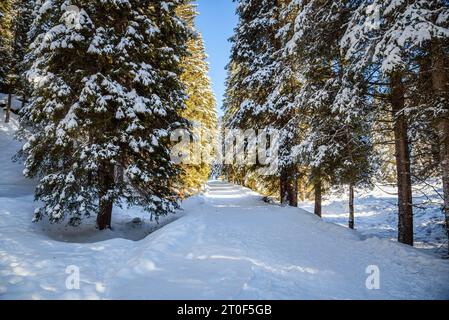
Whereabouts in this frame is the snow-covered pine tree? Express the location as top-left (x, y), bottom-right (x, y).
top-left (21, 0), bottom-right (189, 229)
top-left (177, 2), bottom-right (217, 197)
top-left (0, 0), bottom-right (14, 122)
top-left (267, 0), bottom-right (302, 207)
top-left (341, 0), bottom-right (414, 245)
top-left (224, 0), bottom-right (300, 206)
top-left (225, 0), bottom-right (278, 129)
top-left (396, 0), bottom-right (449, 250)
top-left (283, 0), bottom-right (376, 219)
top-left (342, 0), bottom-right (449, 245)
top-left (422, 1), bottom-right (449, 254)
top-left (0, 0), bottom-right (13, 86)
top-left (9, 0), bottom-right (35, 108)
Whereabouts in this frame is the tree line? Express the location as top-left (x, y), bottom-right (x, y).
top-left (223, 0), bottom-right (449, 250)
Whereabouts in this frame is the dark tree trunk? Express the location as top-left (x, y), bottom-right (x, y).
top-left (299, 176), bottom-right (306, 202)
top-left (431, 40), bottom-right (449, 253)
top-left (5, 91), bottom-right (12, 123)
top-left (97, 198), bottom-right (113, 231)
top-left (21, 94), bottom-right (26, 109)
top-left (97, 163), bottom-right (115, 230)
top-left (115, 164), bottom-right (124, 184)
top-left (438, 118), bottom-right (449, 254)
top-left (314, 171), bottom-right (322, 217)
top-left (280, 167), bottom-right (298, 207)
top-left (349, 183), bottom-right (354, 229)
top-left (391, 72), bottom-right (413, 246)
top-left (280, 173), bottom-right (286, 204)
top-left (290, 172), bottom-right (298, 207)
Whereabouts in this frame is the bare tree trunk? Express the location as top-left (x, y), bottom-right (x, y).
top-left (290, 170), bottom-right (298, 207)
top-left (391, 72), bottom-right (413, 246)
top-left (97, 163), bottom-right (115, 230)
top-left (98, 198), bottom-right (113, 231)
top-left (313, 169), bottom-right (322, 217)
top-left (21, 94), bottom-right (26, 109)
top-left (299, 176), bottom-right (306, 202)
top-left (349, 183), bottom-right (355, 229)
top-left (431, 40), bottom-right (449, 253)
top-left (280, 172), bottom-right (287, 204)
top-left (280, 167), bottom-right (298, 207)
top-left (5, 91), bottom-right (12, 123)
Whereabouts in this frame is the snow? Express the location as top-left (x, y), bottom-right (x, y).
top-left (0, 93), bottom-right (23, 113)
top-left (300, 184), bottom-right (449, 257)
top-left (0, 110), bottom-right (35, 198)
top-left (1, 108), bottom-right (448, 299)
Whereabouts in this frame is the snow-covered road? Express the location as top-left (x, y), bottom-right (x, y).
top-left (1, 180), bottom-right (449, 299)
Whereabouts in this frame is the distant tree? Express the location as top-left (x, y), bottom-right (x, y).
top-left (177, 2), bottom-right (217, 197)
top-left (10, 0), bottom-right (35, 108)
top-left (0, 0), bottom-right (14, 122)
top-left (224, 0), bottom-right (300, 206)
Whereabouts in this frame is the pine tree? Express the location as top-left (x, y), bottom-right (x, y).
top-left (10, 0), bottom-right (35, 107)
top-left (281, 0), bottom-right (376, 219)
top-left (342, 1), bottom-right (414, 245)
top-left (341, 0), bottom-right (449, 245)
top-left (224, 0), bottom-right (300, 206)
top-left (21, 0), bottom-right (189, 229)
top-left (177, 2), bottom-right (217, 197)
top-left (0, 0), bottom-right (14, 122)
top-left (0, 0), bottom-right (13, 87)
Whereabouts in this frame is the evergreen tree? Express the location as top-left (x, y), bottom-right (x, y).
top-left (342, 0), bottom-right (414, 245)
top-left (0, 0), bottom-right (13, 88)
top-left (20, 0), bottom-right (189, 229)
top-left (282, 0), bottom-right (376, 219)
top-left (10, 0), bottom-right (35, 107)
top-left (177, 2), bottom-right (217, 197)
top-left (342, 0), bottom-right (449, 245)
top-left (224, 0), bottom-right (300, 206)
top-left (0, 0), bottom-right (14, 122)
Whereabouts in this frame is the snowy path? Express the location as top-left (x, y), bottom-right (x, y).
top-left (1, 180), bottom-right (449, 299)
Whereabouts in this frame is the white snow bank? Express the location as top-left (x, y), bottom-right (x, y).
top-left (0, 93), bottom-right (23, 112)
top-left (299, 184), bottom-right (448, 257)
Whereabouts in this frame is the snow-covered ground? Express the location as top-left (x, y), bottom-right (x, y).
top-left (299, 185), bottom-right (448, 257)
top-left (0, 93), bottom-right (23, 113)
top-left (1, 109), bottom-right (449, 299)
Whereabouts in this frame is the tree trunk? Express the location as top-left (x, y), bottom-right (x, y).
top-left (314, 170), bottom-right (322, 217)
top-left (21, 94), bottom-right (26, 109)
top-left (97, 163), bottom-right (115, 230)
top-left (391, 72), bottom-right (413, 246)
top-left (290, 171), bottom-right (298, 207)
top-left (115, 164), bottom-right (124, 184)
top-left (431, 40), bottom-right (449, 253)
top-left (5, 91), bottom-right (12, 123)
top-left (348, 183), bottom-right (355, 229)
top-left (438, 119), bottom-right (449, 254)
top-left (97, 198), bottom-right (113, 231)
top-left (299, 176), bottom-right (306, 202)
top-left (280, 167), bottom-right (298, 207)
top-left (280, 171), bottom-right (287, 204)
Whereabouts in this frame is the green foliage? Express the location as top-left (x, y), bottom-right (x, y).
top-left (177, 2), bottom-right (217, 197)
top-left (20, 0), bottom-right (190, 225)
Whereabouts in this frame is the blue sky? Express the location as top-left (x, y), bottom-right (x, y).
top-left (195, 0), bottom-right (238, 115)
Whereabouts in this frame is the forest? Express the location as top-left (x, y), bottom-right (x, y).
top-left (223, 0), bottom-right (449, 250)
top-left (0, 0), bottom-right (448, 300)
